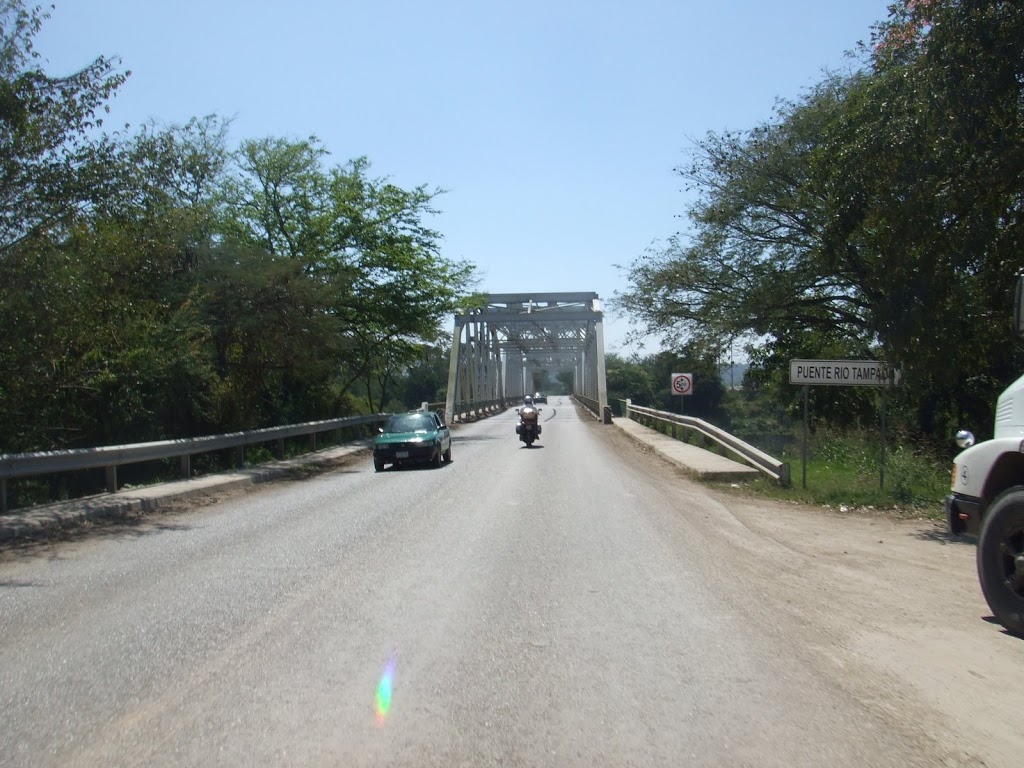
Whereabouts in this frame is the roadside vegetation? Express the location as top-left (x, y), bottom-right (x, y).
top-left (719, 389), bottom-right (950, 515)
top-left (612, 0), bottom-right (1023, 454)
top-left (0, 1), bottom-right (477, 461)
top-left (605, 0), bottom-right (1020, 516)
top-left (726, 432), bottom-right (951, 519)
top-left (605, 360), bottom-right (954, 517)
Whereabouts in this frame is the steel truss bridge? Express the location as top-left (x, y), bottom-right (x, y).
top-left (444, 292), bottom-right (609, 421)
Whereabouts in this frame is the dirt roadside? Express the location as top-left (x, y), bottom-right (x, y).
top-left (598, 418), bottom-right (1021, 767)
top-left (709, 482), bottom-right (1022, 767)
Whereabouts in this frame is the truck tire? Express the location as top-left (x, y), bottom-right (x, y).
top-left (977, 487), bottom-right (1024, 637)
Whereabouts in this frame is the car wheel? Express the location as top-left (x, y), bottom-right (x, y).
top-left (374, 457), bottom-right (384, 472)
top-left (432, 448), bottom-right (443, 468)
top-left (443, 445), bottom-right (452, 463)
top-left (977, 487), bottom-right (1024, 637)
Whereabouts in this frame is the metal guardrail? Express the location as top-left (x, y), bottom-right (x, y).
top-left (0, 413), bottom-right (389, 513)
top-left (423, 399), bottom-right (506, 423)
top-left (622, 399), bottom-right (791, 486)
top-left (1, 393), bottom-right (513, 513)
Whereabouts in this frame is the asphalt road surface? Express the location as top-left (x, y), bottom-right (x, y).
top-left (1, 397), bottom-right (1019, 766)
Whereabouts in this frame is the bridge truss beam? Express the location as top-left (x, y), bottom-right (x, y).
top-left (445, 293), bottom-right (608, 422)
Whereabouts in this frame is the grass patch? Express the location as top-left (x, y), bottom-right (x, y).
top-left (714, 431), bottom-right (951, 518)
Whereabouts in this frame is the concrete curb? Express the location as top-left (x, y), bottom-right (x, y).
top-left (611, 417), bottom-right (761, 482)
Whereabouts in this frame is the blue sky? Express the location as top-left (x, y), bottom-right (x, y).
top-left (37, 1), bottom-right (892, 354)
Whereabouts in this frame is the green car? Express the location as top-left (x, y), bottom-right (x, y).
top-left (373, 411), bottom-right (452, 472)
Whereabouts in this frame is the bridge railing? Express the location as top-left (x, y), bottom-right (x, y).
top-left (572, 393), bottom-right (613, 423)
top-left (422, 399), bottom-right (506, 423)
top-left (622, 399), bottom-right (791, 487)
top-left (1, 395), bottom-right (512, 512)
top-left (0, 414), bottom-right (389, 514)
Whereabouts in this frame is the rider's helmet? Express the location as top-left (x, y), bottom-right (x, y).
top-left (523, 396), bottom-right (534, 406)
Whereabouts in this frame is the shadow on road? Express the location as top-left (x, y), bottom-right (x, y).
top-left (0, 517), bottom-right (197, 559)
top-left (912, 526), bottom-right (975, 546)
top-left (0, 579), bottom-right (43, 588)
top-left (981, 615), bottom-right (1024, 641)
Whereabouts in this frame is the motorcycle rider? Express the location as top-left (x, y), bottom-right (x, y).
top-left (517, 395), bottom-right (541, 444)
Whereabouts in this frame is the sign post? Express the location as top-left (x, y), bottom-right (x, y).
top-left (802, 386), bottom-right (809, 490)
top-left (789, 360), bottom-right (901, 490)
top-left (670, 373), bottom-right (693, 417)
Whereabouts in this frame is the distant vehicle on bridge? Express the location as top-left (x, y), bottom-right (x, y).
top-left (533, 392), bottom-right (548, 404)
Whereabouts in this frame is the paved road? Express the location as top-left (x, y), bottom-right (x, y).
top-left (0, 398), bottom-right (990, 766)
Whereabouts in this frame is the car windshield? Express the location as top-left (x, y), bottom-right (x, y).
top-left (382, 414), bottom-right (434, 434)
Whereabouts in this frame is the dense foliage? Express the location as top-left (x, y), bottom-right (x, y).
top-left (603, 349), bottom-right (725, 421)
top-left (616, 0), bottom-right (1024, 446)
top-left (0, 3), bottom-right (475, 452)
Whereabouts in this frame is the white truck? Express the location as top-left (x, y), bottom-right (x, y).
top-left (945, 278), bottom-right (1024, 637)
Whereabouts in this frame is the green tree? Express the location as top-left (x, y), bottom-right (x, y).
top-left (0, 4), bottom-right (477, 448)
top-left (824, 0), bottom-right (1024, 439)
top-left (615, 74), bottom-right (869, 354)
top-left (0, 1), bottom-right (128, 253)
top-left (219, 140), bottom-right (477, 413)
top-left (641, 349), bottom-right (725, 420)
top-left (198, 242), bottom-right (348, 428)
top-left (0, 115), bottom-right (234, 450)
top-left (222, 136), bottom-right (331, 262)
top-left (604, 353), bottom-right (656, 413)
top-left (0, 224), bottom-right (214, 450)
top-left (395, 342), bottom-right (451, 408)
top-left (555, 368), bottom-right (575, 396)
top-left (0, 2), bottom-right (144, 450)
top-left (615, 77), bottom-right (878, 427)
top-left (616, 0), bottom-right (1024, 444)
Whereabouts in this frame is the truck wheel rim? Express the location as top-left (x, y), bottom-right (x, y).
top-left (1001, 524), bottom-right (1024, 596)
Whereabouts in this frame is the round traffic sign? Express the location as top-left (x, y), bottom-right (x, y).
top-left (671, 373), bottom-right (693, 395)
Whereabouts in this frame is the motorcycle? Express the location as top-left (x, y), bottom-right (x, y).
top-left (515, 403), bottom-right (542, 447)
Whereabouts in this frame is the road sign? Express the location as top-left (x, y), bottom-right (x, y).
top-left (671, 373), bottom-right (693, 396)
top-left (789, 359), bottom-right (901, 387)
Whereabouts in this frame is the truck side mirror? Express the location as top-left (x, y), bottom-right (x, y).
top-left (955, 429), bottom-right (976, 448)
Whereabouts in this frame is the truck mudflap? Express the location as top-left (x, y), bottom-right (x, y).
top-left (946, 493), bottom-right (985, 537)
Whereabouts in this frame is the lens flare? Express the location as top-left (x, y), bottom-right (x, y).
top-left (375, 657), bottom-right (395, 725)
